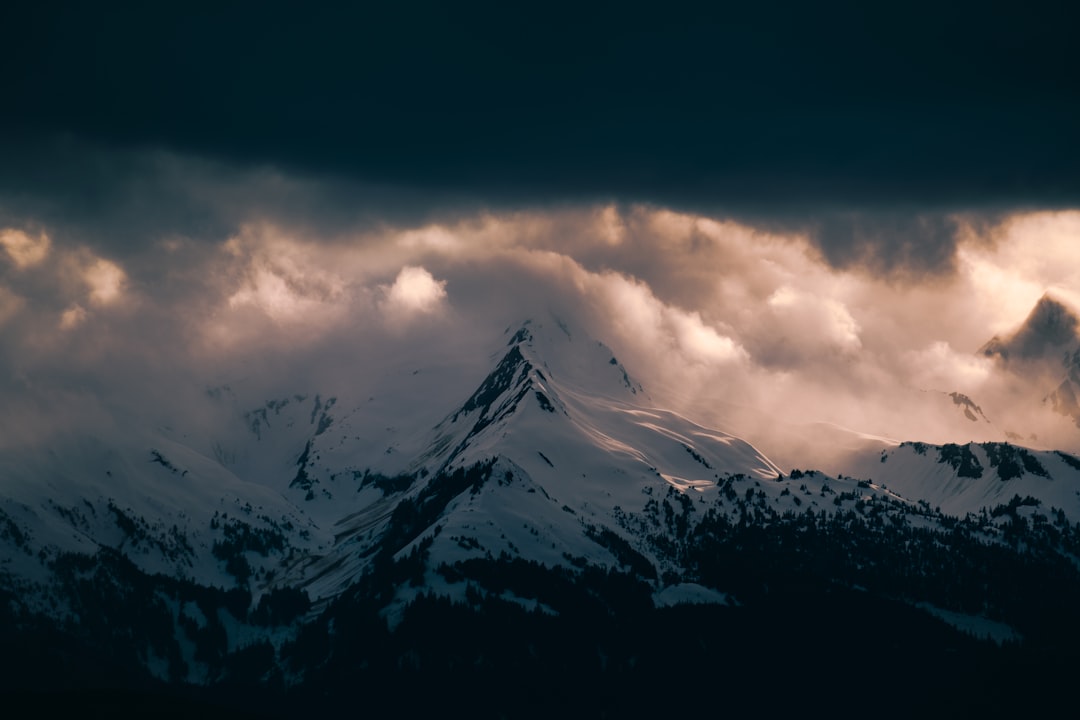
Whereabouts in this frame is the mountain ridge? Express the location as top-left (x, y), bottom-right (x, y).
top-left (980, 292), bottom-right (1080, 363)
top-left (978, 293), bottom-right (1080, 432)
top-left (5, 317), bottom-right (1080, 713)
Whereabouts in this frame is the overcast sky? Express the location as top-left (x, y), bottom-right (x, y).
top-left (2, 2), bottom-right (1079, 461)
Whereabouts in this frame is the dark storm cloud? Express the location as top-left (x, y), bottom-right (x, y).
top-left (0, 137), bottom-right (470, 261)
top-left (806, 213), bottom-right (968, 277)
top-left (3, 1), bottom-right (1078, 261)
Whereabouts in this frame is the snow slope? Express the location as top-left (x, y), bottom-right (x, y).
top-left (843, 440), bottom-right (1080, 520)
top-left (4, 313), bottom-right (1080, 675)
top-left (285, 317), bottom-right (785, 600)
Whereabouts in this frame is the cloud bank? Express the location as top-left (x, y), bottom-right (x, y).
top-left (4, 3), bottom-right (1078, 220)
top-left (1, 155), bottom-right (1079, 469)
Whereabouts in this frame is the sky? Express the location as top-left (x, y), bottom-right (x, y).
top-left (2, 2), bottom-right (1080, 464)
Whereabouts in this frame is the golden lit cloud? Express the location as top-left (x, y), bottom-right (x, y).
top-left (83, 258), bottom-right (126, 305)
top-left (904, 341), bottom-right (994, 390)
top-left (766, 286), bottom-right (862, 354)
top-left (957, 211), bottom-right (1080, 335)
top-left (59, 303), bottom-right (88, 330)
top-left (565, 264), bottom-right (748, 368)
top-left (222, 225), bottom-right (350, 325)
top-left (0, 228), bottom-right (50, 268)
top-left (229, 267), bottom-right (307, 319)
top-left (381, 266), bottom-right (448, 316)
top-left (668, 311), bottom-right (748, 364)
top-left (7, 194), bottom-right (1080, 462)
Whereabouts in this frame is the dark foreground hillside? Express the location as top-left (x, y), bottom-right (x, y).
top-left (4, 488), bottom-right (1080, 719)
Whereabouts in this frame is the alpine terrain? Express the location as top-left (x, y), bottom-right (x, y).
top-left (3, 316), bottom-right (1080, 717)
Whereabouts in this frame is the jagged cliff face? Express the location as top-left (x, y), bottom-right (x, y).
top-left (974, 293), bottom-right (1080, 432)
top-left (980, 293), bottom-right (1080, 364)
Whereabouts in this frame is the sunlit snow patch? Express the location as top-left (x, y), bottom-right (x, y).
top-left (659, 473), bottom-right (713, 492)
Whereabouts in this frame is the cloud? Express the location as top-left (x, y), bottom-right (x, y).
top-left (381, 266), bottom-right (448, 317)
top-left (0, 286), bottom-right (23, 327)
top-left (82, 257), bottom-right (126, 305)
top-left (2, 154), bottom-right (1080, 464)
top-left (205, 224), bottom-right (361, 349)
top-left (227, 267), bottom-right (311, 319)
top-left (0, 228), bottom-right (50, 268)
top-left (957, 211), bottom-right (1080, 335)
top-left (763, 286), bottom-right (862, 362)
top-left (806, 213), bottom-right (969, 277)
top-left (571, 268), bottom-right (748, 370)
top-left (4, 5), bottom-right (1078, 235)
top-left (904, 341), bottom-right (994, 391)
top-left (59, 303), bottom-right (87, 330)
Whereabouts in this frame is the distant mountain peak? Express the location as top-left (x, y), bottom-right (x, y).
top-left (949, 391), bottom-right (990, 423)
top-left (1023, 292), bottom-right (1078, 339)
top-left (980, 292), bottom-right (1080, 362)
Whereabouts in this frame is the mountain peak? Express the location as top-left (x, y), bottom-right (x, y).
top-left (499, 315), bottom-right (644, 400)
top-left (981, 292), bottom-right (1080, 362)
top-left (451, 343), bottom-right (542, 426)
top-left (1024, 293), bottom-right (1078, 339)
top-left (421, 319), bottom-right (647, 470)
top-left (502, 315), bottom-right (570, 351)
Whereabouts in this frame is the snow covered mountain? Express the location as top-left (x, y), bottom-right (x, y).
top-left (4, 315), bottom-right (1080, 715)
top-left (843, 439), bottom-right (1080, 519)
top-left (981, 293), bottom-right (1080, 431)
top-left (233, 317), bottom-right (785, 602)
top-left (0, 316), bottom-right (782, 621)
top-left (980, 292), bottom-right (1080, 364)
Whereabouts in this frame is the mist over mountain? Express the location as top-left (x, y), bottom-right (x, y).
top-left (4, 302), bottom-right (1080, 716)
top-left (974, 292), bottom-right (1080, 436)
top-left (981, 293), bottom-right (1080, 363)
top-left (4, 158), bottom-right (1080, 718)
